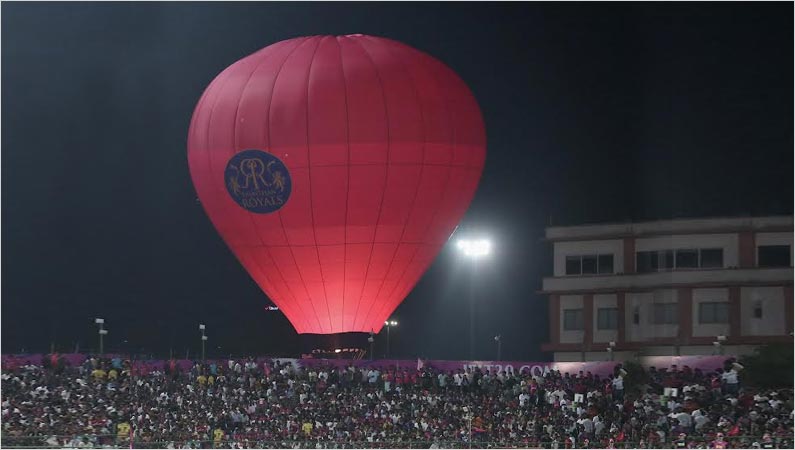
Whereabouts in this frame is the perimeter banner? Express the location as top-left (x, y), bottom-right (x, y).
top-left (1, 354), bottom-right (731, 377)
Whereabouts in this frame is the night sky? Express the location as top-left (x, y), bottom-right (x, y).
top-left (2, 3), bottom-right (792, 360)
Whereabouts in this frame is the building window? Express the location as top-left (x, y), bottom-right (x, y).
top-left (636, 251), bottom-right (656, 273)
top-left (565, 256), bottom-right (582, 275)
top-left (699, 302), bottom-right (729, 324)
top-left (565, 254), bottom-right (615, 275)
top-left (582, 255), bottom-right (598, 274)
top-left (758, 245), bottom-right (791, 268)
top-left (638, 248), bottom-right (721, 272)
top-left (675, 249), bottom-right (699, 269)
top-left (637, 250), bottom-right (674, 272)
top-left (598, 254), bottom-right (614, 274)
top-left (651, 303), bottom-right (677, 325)
top-left (563, 309), bottom-right (584, 331)
top-left (597, 308), bottom-right (618, 330)
top-left (753, 301), bottom-right (763, 319)
top-left (700, 248), bottom-right (724, 268)
top-left (662, 250), bottom-right (675, 269)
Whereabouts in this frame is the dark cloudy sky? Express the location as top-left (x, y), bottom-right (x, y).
top-left (2, 2), bottom-right (792, 360)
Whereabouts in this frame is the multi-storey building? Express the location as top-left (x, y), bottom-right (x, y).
top-left (541, 216), bottom-right (793, 361)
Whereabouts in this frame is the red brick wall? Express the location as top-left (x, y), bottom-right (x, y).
top-left (550, 295), bottom-right (560, 345)
top-left (738, 231), bottom-right (756, 268)
top-left (623, 238), bottom-right (636, 273)
top-left (583, 294), bottom-right (594, 350)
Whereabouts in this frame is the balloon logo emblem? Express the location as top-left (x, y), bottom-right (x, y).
top-left (224, 149), bottom-right (291, 214)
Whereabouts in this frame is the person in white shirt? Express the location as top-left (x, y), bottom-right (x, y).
top-left (593, 416), bottom-right (605, 436)
top-left (721, 362), bottom-right (743, 395)
top-left (673, 408), bottom-right (692, 428)
top-left (577, 415), bottom-right (594, 434)
top-left (611, 374), bottom-right (625, 401)
top-left (692, 409), bottom-right (709, 431)
top-left (454, 372), bottom-right (463, 387)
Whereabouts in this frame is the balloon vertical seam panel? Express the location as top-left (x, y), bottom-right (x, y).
top-left (188, 35), bottom-right (485, 334)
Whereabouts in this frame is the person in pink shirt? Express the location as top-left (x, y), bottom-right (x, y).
top-left (711, 432), bottom-right (728, 449)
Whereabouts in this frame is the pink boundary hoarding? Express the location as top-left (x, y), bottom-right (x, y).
top-left (1, 354), bottom-right (732, 377)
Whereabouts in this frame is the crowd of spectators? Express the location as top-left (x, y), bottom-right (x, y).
top-left (1, 355), bottom-right (792, 448)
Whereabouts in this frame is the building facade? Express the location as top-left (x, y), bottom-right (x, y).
top-left (541, 216), bottom-right (793, 361)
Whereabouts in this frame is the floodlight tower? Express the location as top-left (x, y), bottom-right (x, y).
top-left (456, 238), bottom-right (492, 360)
top-left (95, 318), bottom-right (108, 355)
top-left (384, 320), bottom-right (398, 358)
top-left (199, 324), bottom-right (207, 361)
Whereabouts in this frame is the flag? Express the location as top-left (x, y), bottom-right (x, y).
top-left (616, 431), bottom-right (625, 442)
top-left (417, 358), bottom-right (424, 371)
top-left (728, 424), bottom-right (740, 436)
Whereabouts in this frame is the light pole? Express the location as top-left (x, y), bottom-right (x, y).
top-left (456, 238), bottom-right (492, 360)
top-left (199, 324), bottom-right (207, 361)
top-left (384, 320), bottom-right (398, 358)
top-left (368, 330), bottom-right (375, 360)
top-left (713, 335), bottom-right (726, 355)
top-left (494, 335), bottom-right (502, 361)
top-left (95, 318), bottom-right (107, 355)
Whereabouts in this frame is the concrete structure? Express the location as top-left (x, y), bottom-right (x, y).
top-left (541, 216), bottom-right (793, 362)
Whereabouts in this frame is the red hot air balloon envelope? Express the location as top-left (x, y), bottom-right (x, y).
top-left (188, 35), bottom-right (486, 335)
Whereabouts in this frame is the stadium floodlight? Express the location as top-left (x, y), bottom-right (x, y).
top-left (455, 236), bottom-right (493, 360)
top-left (384, 319), bottom-right (399, 358)
top-left (607, 342), bottom-right (616, 361)
top-left (95, 318), bottom-right (107, 355)
top-left (199, 324), bottom-right (207, 361)
top-left (456, 239), bottom-right (492, 259)
top-left (713, 337), bottom-right (725, 356)
top-left (335, 349), bottom-right (342, 353)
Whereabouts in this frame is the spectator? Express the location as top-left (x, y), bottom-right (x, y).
top-left (0, 357), bottom-right (792, 449)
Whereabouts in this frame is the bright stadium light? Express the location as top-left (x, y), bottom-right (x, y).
top-left (95, 318), bottom-right (107, 355)
top-left (455, 236), bottom-right (494, 360)
top-left (384, 319), bottom-right (399, 358)
top-left (335, 349), bottom-right (342, 353)
top-left (199, 323), bottom-right (207, 361)
top-left (456, 239), bottom-right (492, 258)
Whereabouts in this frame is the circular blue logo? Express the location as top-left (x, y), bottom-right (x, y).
top-left (224, 149), bottom-right (291, 213)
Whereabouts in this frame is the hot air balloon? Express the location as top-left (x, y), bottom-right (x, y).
top-left (188, 35), bottom-right (486, 334)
